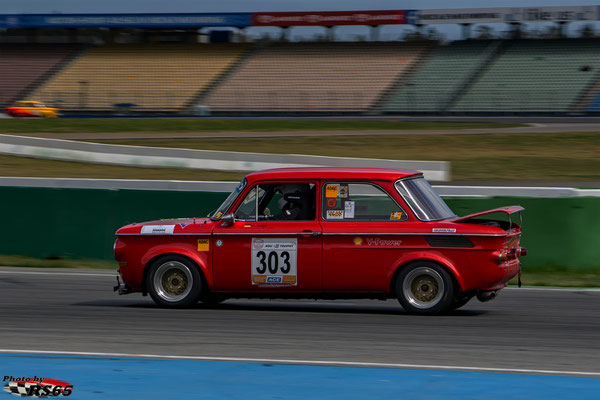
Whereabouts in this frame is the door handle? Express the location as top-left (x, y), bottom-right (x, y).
top-left (300, 230), bottom-right (321, 237)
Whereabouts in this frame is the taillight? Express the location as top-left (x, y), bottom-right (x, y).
top-left (494, 247), bottom-right (526, 263)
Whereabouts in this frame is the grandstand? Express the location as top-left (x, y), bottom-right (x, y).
top-left (3, 7), bottom-right (600, 115)
top-left (30, 43), bottom-right (250, 112)
top-left (383, 41), bottom-right (498, 113)
top-left (202, 42), bottom-right (428, 113)
top-left (0, 44), bottom-right (82, 107)
top-left (450, 39), bottom-right (600, 113)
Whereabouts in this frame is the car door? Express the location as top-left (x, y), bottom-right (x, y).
top-left (212, 181), bottom-right (322, 292)
top-left (320, 181), bottom-right (410, 292)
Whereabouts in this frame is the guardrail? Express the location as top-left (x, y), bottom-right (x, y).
top-left (0, 178), bottom-right (598, 198)
top-left (0, 134), bottom-right (450, 181)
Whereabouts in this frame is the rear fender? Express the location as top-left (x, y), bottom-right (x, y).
top-left (388, 251), bottom-right (465, 294)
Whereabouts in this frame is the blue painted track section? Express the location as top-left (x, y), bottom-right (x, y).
top-left (1, 353), bottom-right (599, 399)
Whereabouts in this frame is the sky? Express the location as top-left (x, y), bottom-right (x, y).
top-left (1, 0), bottom-right (599, 14)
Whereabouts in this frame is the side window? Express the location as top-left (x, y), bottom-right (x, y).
top-left (234, 186), bottom-right (261, 221)
top-left (235, 183), bottom-right (317, 221)
top-left (322, 182), bottom-right (407, 221)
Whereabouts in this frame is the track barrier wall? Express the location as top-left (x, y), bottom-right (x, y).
top-left (1, 186), bottom-right (599, 270)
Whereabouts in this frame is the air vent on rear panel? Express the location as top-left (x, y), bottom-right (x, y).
top-left (425, 235), bottom-right (474, 248)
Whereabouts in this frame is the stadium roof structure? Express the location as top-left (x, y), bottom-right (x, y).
top-left (0, 6), bottom-right (598, 29)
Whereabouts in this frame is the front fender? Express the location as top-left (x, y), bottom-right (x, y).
top-left (141, 245), bottom-right (213, 289)
top-left (388, 251), bottom-right (466, 292)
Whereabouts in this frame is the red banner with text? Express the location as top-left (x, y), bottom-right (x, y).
top-left (252, 10), bottom-right (406, 26)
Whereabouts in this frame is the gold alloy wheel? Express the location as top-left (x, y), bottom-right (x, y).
top-left (153, 261), bottom-right (193, 302)
top-left (402, 267), bottom-right (445, 310)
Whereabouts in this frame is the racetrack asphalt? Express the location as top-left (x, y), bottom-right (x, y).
top-left (1, 267), bottom-right (599, 374)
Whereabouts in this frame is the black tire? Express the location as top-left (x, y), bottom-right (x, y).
top-left (395, 261), bottom-right (456, 315)
top-left (146, 255), bottom-right (203, 308)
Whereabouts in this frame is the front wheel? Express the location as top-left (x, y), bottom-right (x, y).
top-left (396, 261), bottom-right (455, 315)
top-left (147, 255), bottom-right (202, 308)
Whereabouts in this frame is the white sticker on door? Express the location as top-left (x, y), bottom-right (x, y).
top-left (251, 238), bottom-right (297, 286)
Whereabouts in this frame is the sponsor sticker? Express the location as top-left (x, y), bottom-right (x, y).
top-left (325, 184), bottom-right (339, 198)
top-left (140, 225), bottom-right (175, 235)
top-left (326, 210), bottom-right (344, 220)
top-left (366, 238), bottom-right (402, 247)
top-left (353, 237), bottom-right (363, 245)
top-left (251, 238), bottom-right (297, 286)
top-left (390, 211), bottom-right (403, 220)
top-left (338, 185), bottom-right (348, 198)
top-left (327, 198), bottom-right (337, 208)
top-left (197, 239), bottom-right (209, 251)
top-left (344, 201), bottom-right (355, 219)
top-left (433, 228), bottom-right (457, 233)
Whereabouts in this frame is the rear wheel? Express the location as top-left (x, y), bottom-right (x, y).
top-left (147, 255), bottom-right (202, 308)
top-left (396, 261), bottom-right (455, 315)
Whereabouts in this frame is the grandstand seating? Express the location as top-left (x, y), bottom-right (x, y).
top-left (383, 41), bottom-right (494, 113)
top-left (450, 39), bottom-right (600, 113)
top-left (202, 42), bottom-right (428, 112)
top-left (0, 44), bottom-right (80, 107)
top-left (31, 43), bottom-right (250, 111)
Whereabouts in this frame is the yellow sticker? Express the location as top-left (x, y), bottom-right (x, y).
top-left (197, 239), bottom-right (210, 251)
top-left (354, 237), bottom-right (363, 245)
top-left (390, 211), bottom-right (403, 221)
top-left (325, 184), bottom-right (339, 198)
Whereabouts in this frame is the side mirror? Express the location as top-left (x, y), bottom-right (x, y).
top-left (220, 213), bottom-right (235, 227)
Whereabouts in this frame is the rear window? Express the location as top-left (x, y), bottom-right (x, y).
top-left (395, 178), bottom-right (455, 221)
top-left (322, 182), bottom-right (407, 221)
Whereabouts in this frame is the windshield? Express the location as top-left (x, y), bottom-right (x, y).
top-left (395, 178), bottom-right (456, 221)
top-left (211, 178), bottom-right (247, 220)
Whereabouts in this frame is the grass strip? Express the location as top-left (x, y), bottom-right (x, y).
top-left (91, 131), bottom-right (600, 182)
top-left (0, 119), bottom-right (521, 134)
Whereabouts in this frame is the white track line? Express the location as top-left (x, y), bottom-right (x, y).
top-left (0, 270), bottom-right (113, 277)
top-left (0, 349), bottom-right (599, 377)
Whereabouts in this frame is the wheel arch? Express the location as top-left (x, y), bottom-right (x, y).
top-left (141, 250), bottom-right (211, 295)
top-left (388, 252), bottom-right (465, 297)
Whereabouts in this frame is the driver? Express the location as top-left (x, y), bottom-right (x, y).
top-left (271, 183), bottom-right (310, 220)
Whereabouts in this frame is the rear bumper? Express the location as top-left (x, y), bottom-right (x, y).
top-left (113, 275), bottom-right (133, 295)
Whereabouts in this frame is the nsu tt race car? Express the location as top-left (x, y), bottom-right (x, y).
top-left (114, 167), bottom-right (526, 314)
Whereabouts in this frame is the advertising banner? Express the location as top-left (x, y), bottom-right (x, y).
top-left (12, 13), bottom-right (252, 28)
top-left (252, 10), bottom-right (406, 26)
top-left (507, 6), bottom-right (597, 22)
top-left (415, 8), bottom-right (506, 25)
top-left (413, 6), bottom-right (598, 25)
top-left (0, 14), bottom-right (20, 28)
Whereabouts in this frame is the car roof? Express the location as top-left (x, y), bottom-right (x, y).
top-left (246, 167), bottom-right (422, 184)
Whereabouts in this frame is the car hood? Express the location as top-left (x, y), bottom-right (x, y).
top-left (116, 218), bottom-right (215, 235)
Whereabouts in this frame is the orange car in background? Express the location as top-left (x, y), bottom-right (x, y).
top-left (4, 101), bottom-right (59, 118)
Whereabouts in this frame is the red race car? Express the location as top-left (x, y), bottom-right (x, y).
top-left (114, 168), bottom-right (526, 314)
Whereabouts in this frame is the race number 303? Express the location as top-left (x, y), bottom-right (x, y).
top-left (251, 238), bottom-right (297, 285)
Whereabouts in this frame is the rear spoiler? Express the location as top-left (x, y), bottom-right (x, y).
top-left (451, 206), bottom-right (524, 223)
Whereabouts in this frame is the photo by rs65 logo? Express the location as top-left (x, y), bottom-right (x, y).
top-left (3, 376), bottom-right (73, 397)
